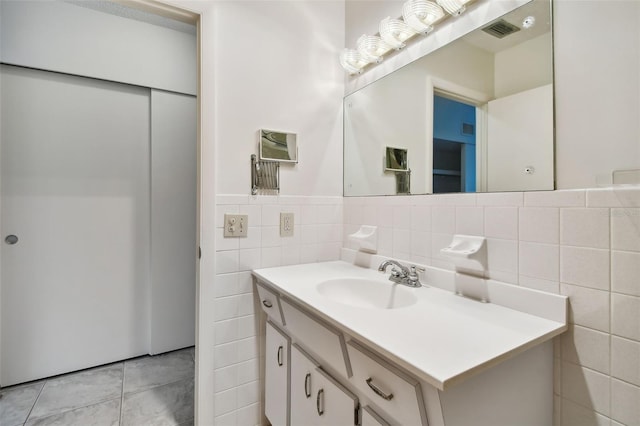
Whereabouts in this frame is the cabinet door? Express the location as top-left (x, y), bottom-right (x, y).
top-left (265, 321), bottom-right (290, 426)
top-left (291, 343), bottom-right (359, 426)
top-left (314, 367), bottom-right (359, 426)
top-left (361, 405), bottom-right (391, 426)
top-left (291, 344), bottom-right (321, 426)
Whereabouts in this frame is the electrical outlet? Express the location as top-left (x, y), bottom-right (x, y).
top-left (280, 212), bottom-right (294, 237)
top-left (224, 214), bottom-right (248, 237)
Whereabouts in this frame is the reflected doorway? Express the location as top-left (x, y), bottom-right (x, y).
top-left (433, 95), bottom-right (477, 193)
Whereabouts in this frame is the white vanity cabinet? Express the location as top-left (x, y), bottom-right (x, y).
top-left (254, 261), bottom-right (567, 426)
top-left (265, 321), bottom-right (291, 426)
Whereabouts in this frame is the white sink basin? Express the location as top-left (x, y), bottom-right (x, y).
top-left (316, 278), bottom-right (418, 309)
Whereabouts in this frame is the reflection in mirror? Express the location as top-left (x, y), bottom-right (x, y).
top-left (260, 129), bottom-right (298, 162)
top-left (385, 146), bottom-right (409, 171)
top-left (344, 0), bottom-right (554, 196)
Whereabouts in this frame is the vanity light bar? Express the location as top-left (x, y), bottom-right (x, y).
top-left (340, 0), bottom-right (478, 75)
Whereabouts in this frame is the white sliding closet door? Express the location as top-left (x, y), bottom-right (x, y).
top-left (150, 90), bottom-right (196, 354)
top-left (0, 65), bottom-right (151, 386)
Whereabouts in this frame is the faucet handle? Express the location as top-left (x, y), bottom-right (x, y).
top-left (409, 265), bottom-right (425, 275)
top-left (408, 265), bottom-right (425, 287)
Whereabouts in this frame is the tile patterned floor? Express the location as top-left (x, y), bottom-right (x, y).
top-left (0, 347), bottom-right (194, 426)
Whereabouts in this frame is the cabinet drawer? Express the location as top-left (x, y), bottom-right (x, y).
top-left (256, 281), bottom-right (285, 325)
top-left (280, 297), bottom-right (352, 378)
top-left (347, 340), bottom-right (428, 426)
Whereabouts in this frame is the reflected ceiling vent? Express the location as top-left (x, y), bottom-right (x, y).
top-left (481, 19), bottom-right (521, 39)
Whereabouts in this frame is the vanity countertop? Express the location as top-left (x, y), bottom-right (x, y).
top-left (252, 261), bottom-right (567, 391)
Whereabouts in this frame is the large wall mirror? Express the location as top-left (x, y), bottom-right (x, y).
top-left (344, 0), bottom-right (553, 196)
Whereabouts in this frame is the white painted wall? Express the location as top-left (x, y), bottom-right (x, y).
top-left (554, 0), bottom-right (640, 188)
top-left (0, 0), bottom-right (196, 95)
top-left (494, 32), bottom-right (553, 98)
top-left (345, 0), bottom-right (403, 47)
top-left (214, 1), bottom-right (345, 197)
top-left (420, 40), bottom-right (495, 97)
top-left (487, 84), bottom-right (554, 191)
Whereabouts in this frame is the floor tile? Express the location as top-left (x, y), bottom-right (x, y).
top-left (0, 381), bottom-right (44, 426)
top-left (121, 378), bottom-right (194, 426)
top-left (29, 363), bottom-right (123, 421)
top-left (25, 398), bottom-right (120, 426)
top-left (124, 349), bottom-right (194, 395)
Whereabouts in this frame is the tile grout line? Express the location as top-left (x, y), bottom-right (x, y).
top-left (608, 206), bottom-right (613, 425)
top-left (23, 380), bottom-right (47, 424)
top-left (119, 361), bottom-right (126, 426)
top-left (124, 375), bottom-right (195, 399)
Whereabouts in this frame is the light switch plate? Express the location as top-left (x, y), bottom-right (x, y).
top-left (224, 214), bottom-right (248, 237)
top-left (280, 212), bottom-right (294, 237)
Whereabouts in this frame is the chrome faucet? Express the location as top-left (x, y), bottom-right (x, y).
top-left (378, 260), bottom-right (423, 287)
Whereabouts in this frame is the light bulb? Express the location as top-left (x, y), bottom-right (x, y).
top-left (379, 17), bottom-right (418, 49)
top-left (339, 49), bottom-right (368, 74)
top-left (436, 0), bottom-right (471, 16)
top-left (402, 0), bottom-right (445, 34)
top-left (357, 35), bottom-right (392, 64)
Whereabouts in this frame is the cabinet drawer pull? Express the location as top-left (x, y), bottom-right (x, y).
top-left (262, 299), bottom-right (273, 308)
top-left (366, 377), bottom-right (394, 401)
top-left (304, 373), bottom-right (312, 398)
top-left (316, 388), bottom-right (324, 416)
top-left (277, 346), bottom-right (283, 366)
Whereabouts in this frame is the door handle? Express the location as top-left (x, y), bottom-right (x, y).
top-left (277, 345), bottom-right (283, 366)
top-left (304, 373), bottom-right (312, 398)
top-left (4, 235), bottom-right (18, 245)
top-left (366, 377), bottom-right (394, 401)
top-left (316, 388), bottom-right (324, 416)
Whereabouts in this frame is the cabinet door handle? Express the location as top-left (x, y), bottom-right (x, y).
top-left (304, 373), bottom-right (312, 398)
top-left (366, 377), bottom-right (394, 401)
top-left (277, 346), bottom-right (283, 366)
top-left (262, 299), bottom-right (273, 308)
top-left (316, 388), bottom-right (324, 416)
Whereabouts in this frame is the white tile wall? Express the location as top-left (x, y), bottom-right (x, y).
top-left (212, 188), bottom-right (640, 426)
top-left (343, 187), bottom-right (640, 426)
top-left (214, 195), bottom-right (343, 424)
